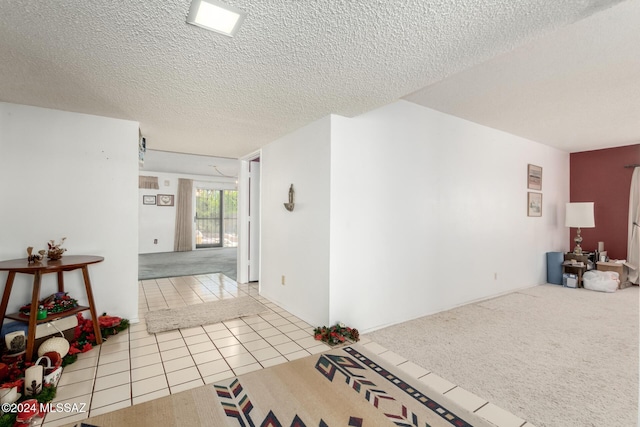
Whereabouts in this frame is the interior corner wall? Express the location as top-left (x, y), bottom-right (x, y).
top-left (570, 144), bottom-right (640, 259)
top-left (0, 102), bottom-right (140, 322)
top-left (260, 117), bottom-right (331, 327)
top-left (138, 171), bottom-right (236, 254)
top-left (329, 101), bottom-right (570, 332)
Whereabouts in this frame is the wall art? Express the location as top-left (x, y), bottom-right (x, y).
top-left (527, 164), bottom-right (542, 190)
top-left (157, 194), bottom-right (174, 207)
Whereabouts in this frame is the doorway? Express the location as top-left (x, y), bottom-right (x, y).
top-left (238, 152), bottom-right (261, 283)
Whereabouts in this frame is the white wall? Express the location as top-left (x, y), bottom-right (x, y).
top-left (0, 103), bottom-right (140, 322)
top-left (329, 101), bottom-right (570, 332)
top-left (138, 171), bottom-right (236, 254)
top-left (260, 117), bottom-right (331, 327)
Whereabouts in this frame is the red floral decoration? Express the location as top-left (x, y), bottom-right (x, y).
top-left (18, 293), bottom-right (78, 317)
top-left (313, 323), bottom-right (359, 345)
top-left (68, 312), bottom-right (129, 357)
top-left (0, 355), bottom-right (25, 397)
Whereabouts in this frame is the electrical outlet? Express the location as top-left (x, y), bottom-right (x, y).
top-left (281, 275), bottom-right (285, 285)
top-left (154, 239), bottom-right (158, 244)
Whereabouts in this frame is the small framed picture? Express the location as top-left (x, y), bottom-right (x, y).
top-left (527, 164), bottom-right (542, 190)
top-left (527, 192), bottom-right (542, 217)
top-left (157, 194), bottom-right (174, 207)
top-left (143, 195), bottom-right (156, 205)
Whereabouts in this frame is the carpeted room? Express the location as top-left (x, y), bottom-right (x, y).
top-left (1, 0), bottom-right (639, 426)
top-left (138, 248), bottom-right (238, 282)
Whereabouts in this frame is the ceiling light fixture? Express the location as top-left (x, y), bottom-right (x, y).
top-left (209, 165), bottom-right (236, 178)
top-left (186, 0), bottom-right (246, 37)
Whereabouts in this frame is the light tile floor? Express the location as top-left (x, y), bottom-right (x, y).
top-left (34, 273), bottom-right (534, 427)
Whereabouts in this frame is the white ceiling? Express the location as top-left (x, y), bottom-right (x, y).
top-left (0, 0), bottom-right (636, 160)
top-left (404, 0), bottom-right (640, 153)
top-left (141, 149), bottom-right (240, 177)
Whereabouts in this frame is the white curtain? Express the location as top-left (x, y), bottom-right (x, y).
top-left (174, 178), bottom-right (193, 252)
top-left (628, 167), bottom-right (639, 284)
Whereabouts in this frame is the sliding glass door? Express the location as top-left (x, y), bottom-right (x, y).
top-left (195, 189), bottom-right (221, 248)
top-left (195, 188), bottom-right (238, 249)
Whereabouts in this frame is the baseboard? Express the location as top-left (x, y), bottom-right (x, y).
top-left (360, 282), bottom-right (541, 334)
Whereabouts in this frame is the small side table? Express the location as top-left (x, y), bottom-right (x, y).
top-left (563, 253), bottom-right (590, 287)
top-left (0, 255), bottom-right (104, 361)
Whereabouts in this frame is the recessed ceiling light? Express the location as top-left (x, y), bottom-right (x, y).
top-left (186, 0), bottom-right (246, 37)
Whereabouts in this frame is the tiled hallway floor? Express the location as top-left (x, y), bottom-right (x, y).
top-left (39, 274), bottom-right (332, 426)
top-left (36, 274), bottom-right (534, 427)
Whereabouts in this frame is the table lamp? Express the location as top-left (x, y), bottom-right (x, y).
top-left (565, 202), bottom-right (595, 255)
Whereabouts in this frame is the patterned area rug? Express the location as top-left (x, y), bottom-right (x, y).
top-left (71, 345), bottom-right (493, 426)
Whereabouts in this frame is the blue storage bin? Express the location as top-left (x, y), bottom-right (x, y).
top-left (546, 252), bottom-right (564, 285)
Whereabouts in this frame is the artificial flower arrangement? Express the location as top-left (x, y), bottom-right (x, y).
top-left (64, 312), bottom-right (129, 365)
top-left (313, 322), bottom-right (360, 346)
top-left (46, 237), bottom-right (67, 260)
top-left (0, 356), bottom-right (24, 387)
top-left (19, 293), bottom-right (78, 317)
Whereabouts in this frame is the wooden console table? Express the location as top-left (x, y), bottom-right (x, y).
top-left (0, 255), bottom-right (104, 361)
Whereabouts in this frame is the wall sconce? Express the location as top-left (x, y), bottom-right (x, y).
top-left (284, 184), bottom-right (295, 211)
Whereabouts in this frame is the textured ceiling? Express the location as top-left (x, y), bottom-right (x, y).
top-left (404, 0), bottom-right (640, 153)
top-left (0, 0), bottom-right (631, 158)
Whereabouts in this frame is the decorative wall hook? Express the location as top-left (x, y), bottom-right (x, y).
top-left (283, 184), bottom-right (295, 211)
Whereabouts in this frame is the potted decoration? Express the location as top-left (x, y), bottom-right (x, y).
top-left (46, 238), bottom-right (67, 260)
top-left (313, 322), bottom-right (360, 346)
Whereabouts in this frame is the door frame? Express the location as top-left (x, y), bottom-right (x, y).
top-left (238, 150), bottom-right (261, 284)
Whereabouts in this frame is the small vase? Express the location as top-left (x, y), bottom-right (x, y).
top-left (47, 249), bottom-right (64, 260)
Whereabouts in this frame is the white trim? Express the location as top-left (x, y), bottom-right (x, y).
top-left (238, 150), bottom-right (261, 284)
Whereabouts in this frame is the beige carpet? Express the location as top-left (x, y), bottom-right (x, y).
top-left (367, 284), bottom-right (639, 427)
top-left (67, 345), bottom-right (496, 427)
top-left (144, 296), bottom-right (267, 334)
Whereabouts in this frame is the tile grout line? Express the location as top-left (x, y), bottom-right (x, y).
top-left (473, 401), bottom-right (490, 413)
top-left (442, 385), bottom-right (457, 395)
top-left (127, 323), bottom-right (134, 412)
top-left (176, 326), bottom-right (211, 390)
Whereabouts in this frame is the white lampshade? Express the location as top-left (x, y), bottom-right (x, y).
top-left (565, 202), bottom-right (595, 228)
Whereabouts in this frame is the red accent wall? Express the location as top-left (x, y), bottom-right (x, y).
top-left (570, 144), bottom-right (640, 259)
